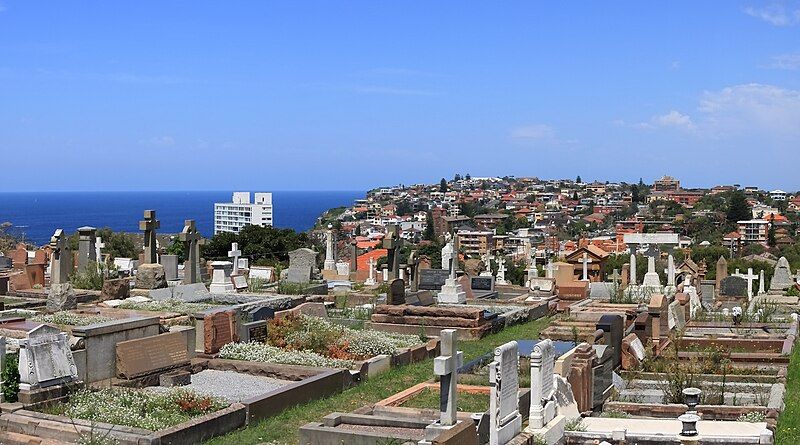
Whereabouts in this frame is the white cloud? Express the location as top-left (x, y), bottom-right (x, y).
top-left (765, 53), bottom-right (800, 70)
top-left (140, 136), bottom-right (175, 147)
top-left (652, 110), bottom-right (695, 129)
top-left (744, 4), bottom-right (800, 26)
top-left (510, 124), bottom-right (555, 140)
top-left (697, 83), bottom-right (800, 138)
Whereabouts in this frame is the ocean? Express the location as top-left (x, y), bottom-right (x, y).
top-left (0, 191), bottom-right (364, 246)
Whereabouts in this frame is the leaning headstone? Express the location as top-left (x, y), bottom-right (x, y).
top-left (421, 329), bottom-right (464, 444)
top-left (489, 341), bottom-right (522, 445)
top-left (668, 300), bottom-right (686, 331)
top-left (18, 325), bottom-right (79, 390)
top-left (47, 229), bottom-right (76, 312)
top-left (769, 257), bottom-right (794, 293)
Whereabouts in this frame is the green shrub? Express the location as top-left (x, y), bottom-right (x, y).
top-left (69, 261), bottom-right (105, 290)
top-left (2, 352), bottom-right (19, 402)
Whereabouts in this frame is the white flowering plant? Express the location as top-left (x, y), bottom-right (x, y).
top-left (32, 312), bottom-right (113, 327)
top-left (47, 388), bottom-right (227, 431)
top-left (218, 342), bottom-right (355, 368)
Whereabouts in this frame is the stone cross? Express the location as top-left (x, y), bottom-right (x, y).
top-left (179, 220), bottom-right (202, 284)
top-left (228, 242), bottom-right (242, 275)
top-left (581, 252), bottom-right (591, 281)
top-left (139, 210), bottom-right (160, 264)
top-left (365, 256), bottom-right (376, 285)
top-left (758, 269), bottom-right (766, 295)
top-left (434, 329), bottom-right (463, 427)
top-left (448, 243), bottom-right (459, 280)
top-left (383, 225), bottom-right (403, 280)
top-left (743, 267), bottom-right (757, 300)
top-left (324, 225), bottom-right (336, 271)
top-left (77, 226), bottom-right (97, 272)
top-left (611, 269), bottom-right (620, 287)
top-left (496, 260), bottom-right (507, 286)
top-left (442, 241), bottom-right (454, 271)
top-left (630, 254), bottom-right (637, 285)
top-left (95, 236), bottom-right (105, 273)
top-left (49, 229), bottom-right (70, 285)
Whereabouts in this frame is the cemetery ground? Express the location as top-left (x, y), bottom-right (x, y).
top-left (776, 344), bottom-right (800, 444)
top-left (206, 316), bottom-right (553, 445)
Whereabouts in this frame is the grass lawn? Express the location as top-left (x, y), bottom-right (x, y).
top-left (205, 316), bottom-right (551, 445)
top-left (776, 345), bottom-right (800, 444)
top-left (401, 387), bottom-right (490, 413)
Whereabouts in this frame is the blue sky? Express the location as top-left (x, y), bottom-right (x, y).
top-left (1, 1), bottom-right (799, 191)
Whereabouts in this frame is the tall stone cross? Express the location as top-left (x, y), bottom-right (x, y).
top-left (228, 242), bottom-right (242, 275)
top-left (180, 219), bottom-right (202, 284)
top-left (49, 229), bottom-right (70, 285)
top-left (139, 210), bottom-right (160, 264)
top-left (743, 267), bottom-right (758, 300)
top-left (95, 236), bottom-right (105, 273)
top-left (383, 225), bottom-right (403, 280)
top-left (581, 252), bottom-right (591, 281)
top-left (434, 329), bottom-right (463, 427)
top-left (365, 256), bottom-right (377, 285)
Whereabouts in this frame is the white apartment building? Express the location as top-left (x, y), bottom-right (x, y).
top-left (214, 192), bottom-right (273, 235)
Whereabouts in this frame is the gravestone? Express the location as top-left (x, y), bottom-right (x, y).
top-left (243, 320), bottom-right (268, 343)
top-left (136, 263), bottom-right (167, 290)
top-left (228, 242), bottom-right (242, 276)
top-left (441, 242), bottom-right (454, 270)
top-left (421, 329), bottom-right (464, 444)
top-left (160, 254), bottom-right (179, 281)
top-left (232, 274), bottom-right (248, 291)
top-left (250, 266), bottom-right (274, 282)
top-left (770, 257), bottom-right (794, 293)
top-left (323, 227), bottom-right (336, 271)
top-left (419, 269), bottom-right (450, 291)
top-left (529, 339), bottom-right (556, 429)
top-left (596, 314), bottom-right (623, 368)
top-left (180, 220), bottom-right (202, 285)
top-left (591, 344), bottom-right (614, 409)
top-left (115, 331), bottom-right (190, 378)
top-left (139, 210), bottom-right (160, 264)
top-left (438, 246), bottom-right (467, 304)
top-left (150, 282), bottom-right (210, 302)
top-left (249, 306), bottom-right (275, 322)
top-left (18, 325), bottom-right (79, 390)
top-left (642, 256), bottom-right (661, 288)
top-left (471, 276), bottom-right (495, 292)
top-left (47, 229), bottom-right (76, 312)
top-left (566, 343), bottom-right (595, 413)
top-left (209, 261), bottom-right (235, 293)
top-left (287, 248), bottom-right (316, 284)
top-left (387, 278), bottom-right (406, 305)
top-left (203, 310), bottom-right (238, 354)
top-left (716, 256), bottom-right (728, 293)
top-left (720, 275), bottom-right (748, 298)
top-left (668, 300), bottom-right (686, 331)
top-left (76, 226), bottom-right (97, 272)
top-left (0, 256), bottom-right (12, 269)
top-left (489, 341), bottom-right (522, 445)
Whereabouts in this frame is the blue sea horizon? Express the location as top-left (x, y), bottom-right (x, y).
top-left (0, 190), bottom-right (364, 246)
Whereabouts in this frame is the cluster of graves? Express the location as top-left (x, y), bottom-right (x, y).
top-left (0, 217), bottom-right (798, 444)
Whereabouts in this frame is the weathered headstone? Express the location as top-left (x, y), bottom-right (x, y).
top-left (161, 254), bottom-right (179, 281)
top-left (383, 225), bottom-right (403, 280)
top-left (18, 325), bottom-right (78, 390)
top-left (770, 257), bottom-right (794, 293)
top-left (115, 331), bottom-right (190, 378)
top-left (203, 310), bottom-right (238, 354)
top-left (76, 226), bottom-right (97, 272)
top-left (720, 275), bottom-right (748, 298)
top-left (716, 256), bottom-right (728, 294)
top-left (471, 276), bottom-right (495, 292)
top-left (388, 278), bottom-right (406, 305)
top-left (139, 210), bottom-right (160, 264)
top-left (323, 227), bottom-right (336, 271)
top-left (180, 220), bottom-right (202, 284)
top-left (529, 339), bottom-right (556, 429)
top-left (489, 341), bottom-right (522, 445)
top-left (596, 314), bottom-right (623, 368)
top-left (668, 299), bottom-right (686, 331)
top-left (286, 248), bottom-right (316, 284)
top-left (591, 344), bottom-right (613, 409)
top-left (136, 263), bottom-right (167, 289)
top-left (47, 229), bottom-right (76, 312)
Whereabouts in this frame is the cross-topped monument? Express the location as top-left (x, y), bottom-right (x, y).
top-left (95, 236), bottom-right (105, 273)
top-left (581, 252), bottom-right (591, 281)
top-left (365, 256), bottom-right (377, 286)
top-left (139, 210), bottom-right (160, 264)
top-left (180, 220), bottom-right (202, 284)
top-left (421, 329), bottom-right (464, 444)
top-left (228, 242), bottom-right (242, 276)
top-left (49, 229), bottom-right (70, 285)
top-left (324, 225), bottom-right (336, 271)
top-left (383, 225), bottom-right (403, 280)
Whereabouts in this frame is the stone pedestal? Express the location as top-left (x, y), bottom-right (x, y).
top-left (209, 261), bottom-right (235, 293)
top-left (46, 283), bottom-right (76, 312)
top-left (135, 263), bottom-right (167, 290)
top-left (437, 277), bottom-right (467, 304)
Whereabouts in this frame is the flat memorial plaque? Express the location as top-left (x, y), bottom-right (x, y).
top-left (116, 331), bottom-right (189, 378)
top-left (419, 269), bottom-right (450, 290)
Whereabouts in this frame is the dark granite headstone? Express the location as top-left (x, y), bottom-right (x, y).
top-left (418, 269), bottom-right (450, 291)
top-left (387, 278), bottom-right (405, 305)
top-left (596, 314), bottom-right (624, 368)
top-left (0, 257), bottom-right (12, 269)
top-left (470, 276), bottom-right (494, 291)
top-left (592, 344), bottom-right (614, 409)
top-left (244, 320), bottom-right (268, 343)
top-left (249, 306), bottom-right (275, 322)
top-left (720, 276), bottom-right (747, 297)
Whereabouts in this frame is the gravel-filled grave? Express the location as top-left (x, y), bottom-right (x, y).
top-left (147, 369), bottom-right (293, 403)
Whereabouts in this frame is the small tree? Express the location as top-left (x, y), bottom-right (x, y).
top-left (768, 223), bottom-right (776, 247)
top-left (424, 210), bottom-right (435, 241)
top-left (439, 178), bottom-right (448, 193)
top-left (726, 190), bottom-right (751, 224)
